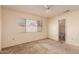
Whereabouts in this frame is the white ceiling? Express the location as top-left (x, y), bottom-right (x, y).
top-left (3, 5), bottom-right (79, 18)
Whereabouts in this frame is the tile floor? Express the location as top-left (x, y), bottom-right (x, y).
top-left (1, 39), bottom-right (79, 54)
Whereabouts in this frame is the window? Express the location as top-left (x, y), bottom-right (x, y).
top-left (18, 19), bottom-right (42, 32)
top-left (26, 19), bottom-right (38, 32)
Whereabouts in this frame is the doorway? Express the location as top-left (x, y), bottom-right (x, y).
top-left (58, 19), bottom-right (65, 43)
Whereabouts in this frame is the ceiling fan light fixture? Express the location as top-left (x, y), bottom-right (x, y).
top-left (43, 5), bottom-right (50, 9)
top-left (43, 5), bottom-right (51, 13)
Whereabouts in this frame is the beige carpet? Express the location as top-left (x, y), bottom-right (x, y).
top-left (1, 39), bottom-right (79, 54)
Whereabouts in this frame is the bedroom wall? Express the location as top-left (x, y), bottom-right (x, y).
top-left (48, 17), bottom-right (59, 41)
top-left (2, 7), bottom-right (48, 48)
top-left (0, 6), bottom-right (2, 51)
top-left (48, 10), bottom-right (79, 46)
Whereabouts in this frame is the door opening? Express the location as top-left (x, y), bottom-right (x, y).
top-left (58, 19), bottom-right (65, 43)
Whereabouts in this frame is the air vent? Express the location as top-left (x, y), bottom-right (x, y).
top-left (64, 10), bottom-right (70, 13)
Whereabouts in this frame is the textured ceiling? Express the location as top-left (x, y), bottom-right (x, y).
top-left (3, 5), bottom-right (79, 18)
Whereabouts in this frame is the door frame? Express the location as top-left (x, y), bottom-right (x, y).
top-left (58, 19), bottom-right (66, 42)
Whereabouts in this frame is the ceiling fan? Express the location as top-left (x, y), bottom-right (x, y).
top-left (43, 5), bottom-right (50, 9)
top-left (43, 5), bottom-right (51, 13)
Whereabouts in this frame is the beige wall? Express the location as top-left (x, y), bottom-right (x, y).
top-left (0, 6), bottom-right (2, 50)
top-left (48, 10), bottom-right (79, 46)
top-left (2, 8), bottom-right (48, 48)
top-left (48, 17), bottom-right (59, 41)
